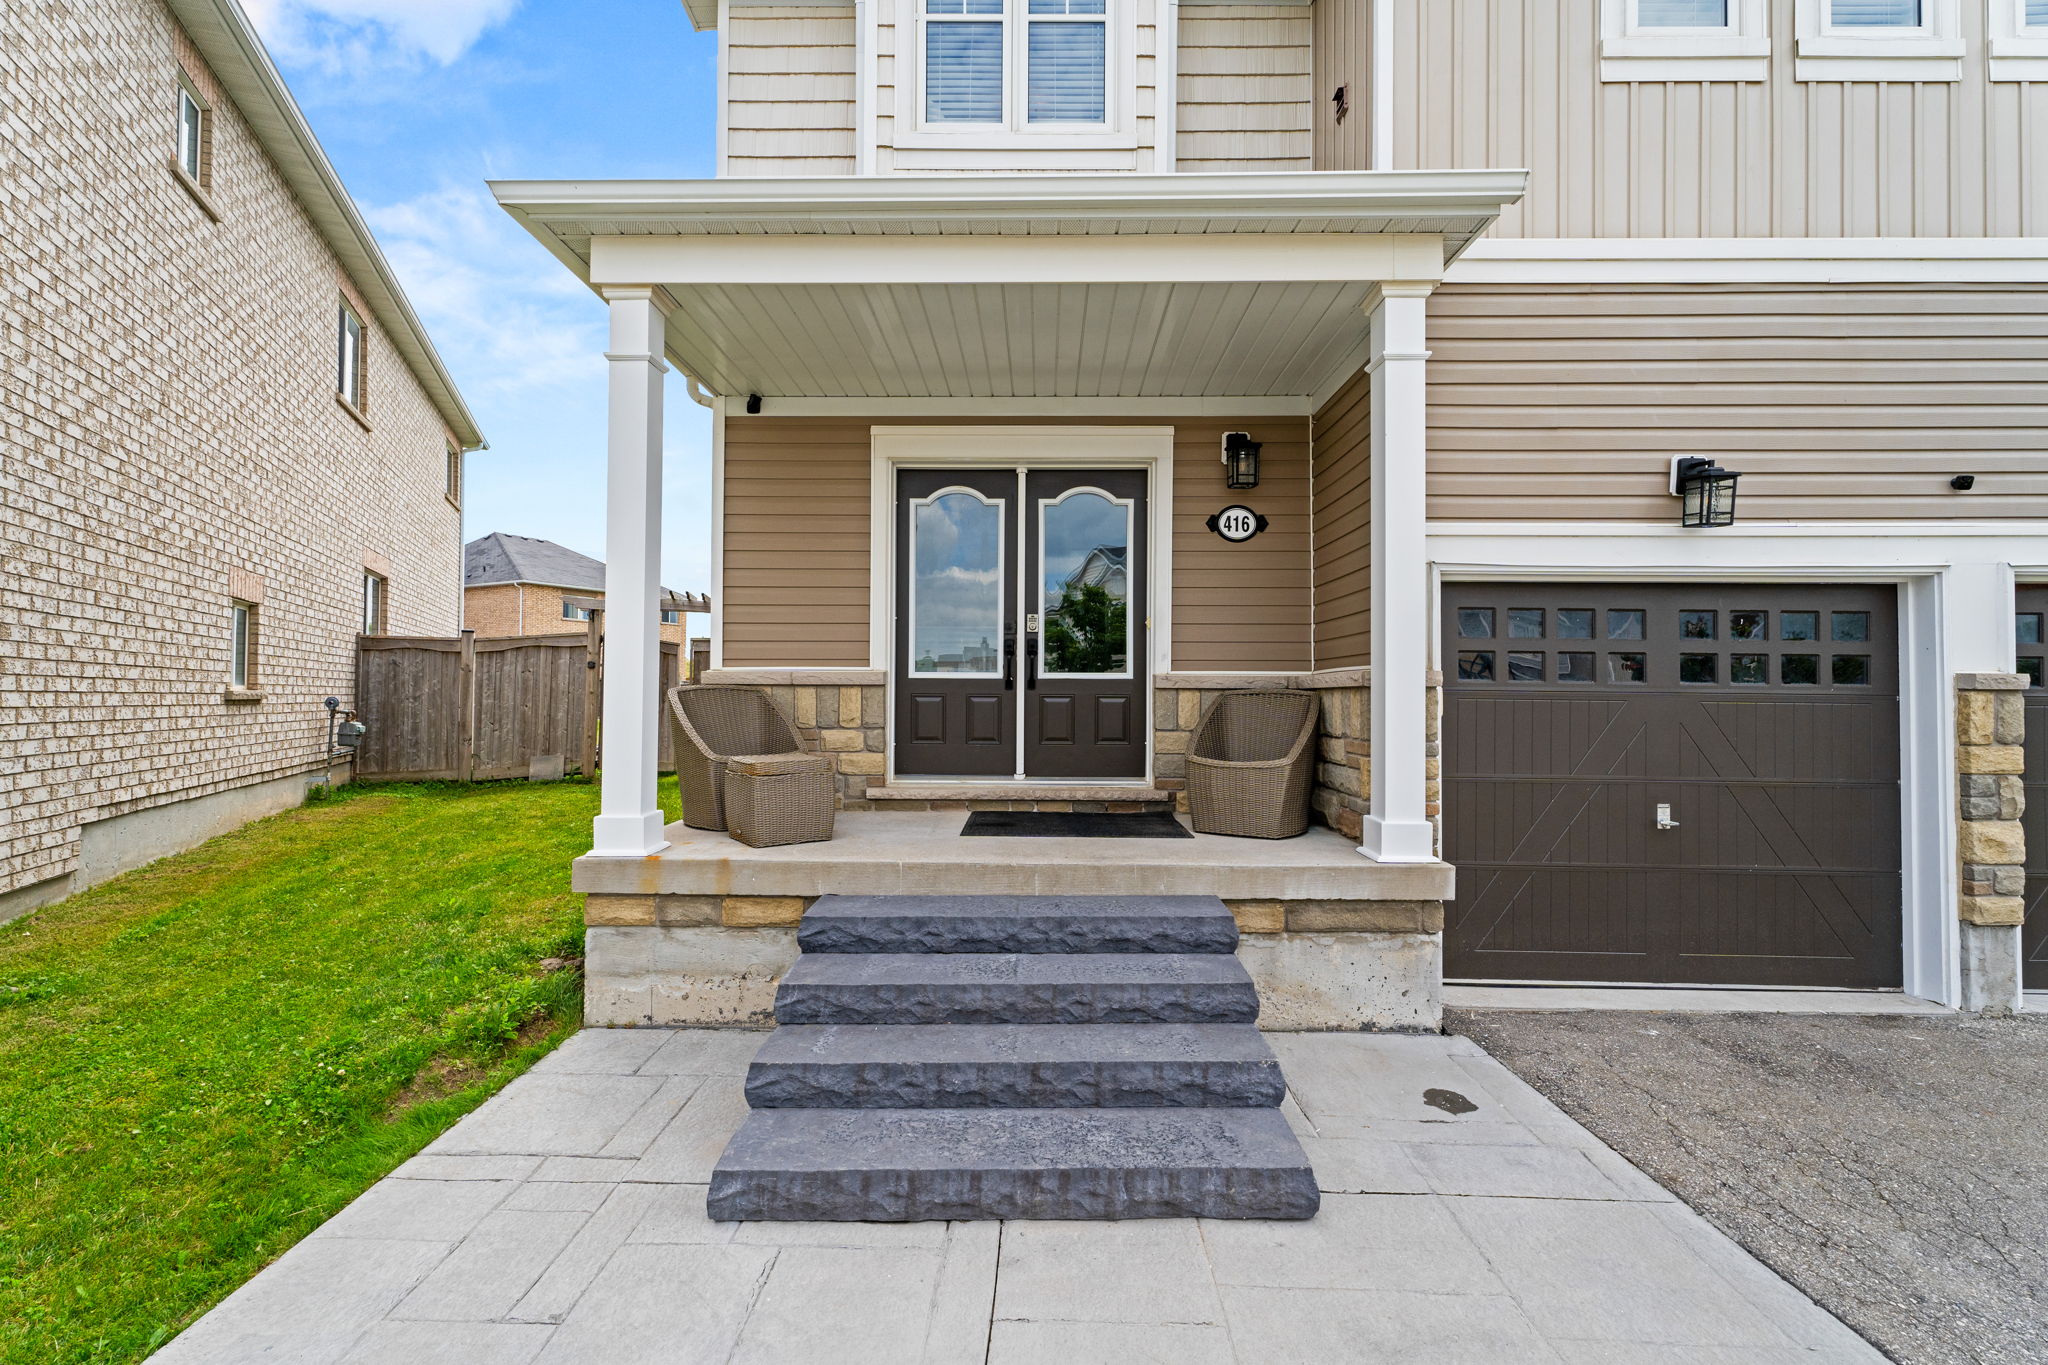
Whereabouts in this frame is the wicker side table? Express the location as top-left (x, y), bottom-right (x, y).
top-left (724, 753), bottom-right (837, 848)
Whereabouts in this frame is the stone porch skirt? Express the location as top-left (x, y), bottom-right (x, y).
top-left (572, 809), bottom-right (1454, 1034)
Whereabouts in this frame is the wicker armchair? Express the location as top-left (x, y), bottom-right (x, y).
top-left (1185, 690), bottom-right (1319, 839)
top-left (667, 685), bottom-right (816, 832)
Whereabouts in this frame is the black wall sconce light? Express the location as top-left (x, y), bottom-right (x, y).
top-left (1951, 474), bottom-right (1976, 491)
top-left (1222, 431), bottom-right (1262, 490)
top-left (1670, 456), bottom-right (1740, 528)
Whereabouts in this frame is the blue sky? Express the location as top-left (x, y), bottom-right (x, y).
top-left (245, 0), bottom-right (720, 596)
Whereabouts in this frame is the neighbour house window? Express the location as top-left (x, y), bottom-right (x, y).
top-left (445, 443), bottom-right (463, 507)
top-left (362, 571), bottom-right (387, 636)
top-left (337, 301), bottom-right (366, 413)
top-left (229, 601), bottom-right (256, 688)
top-left (922, 0), bottom-right (1109, 130)
top-left (562, 601), bottom-right (594, 621)
top-left (661, 609), bottom-right (682, 625)
top-left (176, 82), bottom-right (207, 184)
top-left (1602, 0), bottom-right (1769, 79)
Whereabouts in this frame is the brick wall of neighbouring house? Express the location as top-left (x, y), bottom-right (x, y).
top-left (462, 584), bottom-right (525, 637)
top-left (1957, 673), bottom-right (2027, 927)
top-left (0, 0), bottom-right (466, 899)
top-left (465, 584), bottom-right (688, 643)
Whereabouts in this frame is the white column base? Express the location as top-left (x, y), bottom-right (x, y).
top-left (1358, 815), bottom-right (1439, 864)
top-left (591, 809), bottom-right (670, 858)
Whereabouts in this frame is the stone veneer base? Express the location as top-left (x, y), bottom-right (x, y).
top-left (584, 917), bottom-right (1445, 1032)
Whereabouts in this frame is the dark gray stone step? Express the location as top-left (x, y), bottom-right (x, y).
top-left (773, 953), bottom-right (1260, 1026)
top-left (797, 894), bottom-right (1239, 956)
top-left (745, 1023), bottom-right (1285, 1109)
top-left (707, 1107), bottom-right (1320, 1221)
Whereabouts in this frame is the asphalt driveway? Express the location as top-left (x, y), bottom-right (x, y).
top-left (1450, 1008), bottom-right (2048, 1365)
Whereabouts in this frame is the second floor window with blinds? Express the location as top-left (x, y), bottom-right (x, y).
top-left (925, 0), bottom-right (1107, 127)
top-left (1828, 0), bottom-right (1922, 24)
top-left (1635, 0), bottom-right (1728, 24)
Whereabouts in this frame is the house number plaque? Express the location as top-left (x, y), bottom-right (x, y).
top-left (1206, 505), bottom-right (1268, 543)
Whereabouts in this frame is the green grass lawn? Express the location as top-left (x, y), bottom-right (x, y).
top-left (0, 776), bottom-right (677, 1365)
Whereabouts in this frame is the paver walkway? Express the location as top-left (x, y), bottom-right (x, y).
top-left (151, 1029), bottom-right (1884, 1364)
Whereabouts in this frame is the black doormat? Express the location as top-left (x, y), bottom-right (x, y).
top-left (961, 810), bottom-right (1194, 839)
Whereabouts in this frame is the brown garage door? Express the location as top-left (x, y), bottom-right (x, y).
top-left (2018, 589), bottom-right (2047, 990)
top-left (1443, 583), bottom-right (1902, 989)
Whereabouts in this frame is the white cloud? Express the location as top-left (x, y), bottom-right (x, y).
top-left (244, 0), bottom-right (520, 69)
top-left (362, 182), bottom-right (602, 399)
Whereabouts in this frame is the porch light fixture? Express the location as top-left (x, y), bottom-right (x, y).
top-left (1670, 456), bottom-right (1740, 528)
top-left (1222, 432), bottom-right (1262, 490)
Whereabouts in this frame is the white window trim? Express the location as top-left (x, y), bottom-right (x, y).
top-left (893, 0), bottom-right (1139, 152)
top-left (337, 300), bottom-right (366, 413)
top-left (176, 80), bottom-right (206, 183)
top-left (229, 600), bottom-right (255, 689)
top-left (1794, 0), bottom-right (1964, 81)
top-left (1599, 0), bottom-right (1771, 82)
top-left (362, 570), bottom-right (387, 636)
top-left (1988, 0), bottom-right (2048, 79)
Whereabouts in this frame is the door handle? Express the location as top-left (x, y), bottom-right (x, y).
top-left (1003, 630), bottom-right (1016, 690)
top-left (1025, 635), bottom-right (1038, 691)
top-left (1655, 803), bottom-right (1680, 831)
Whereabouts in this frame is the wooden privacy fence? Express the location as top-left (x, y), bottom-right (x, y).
top-left (354, 622), bottom-right (679, 782)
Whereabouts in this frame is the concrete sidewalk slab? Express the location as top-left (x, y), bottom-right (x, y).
top-left (149, 1028), bottom-right (1885, 1365)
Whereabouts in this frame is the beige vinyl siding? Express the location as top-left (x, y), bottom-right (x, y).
top-left (723, 418), bottom-right (873, 667)
top-left (719, 415), bottom-right (1310, 670)
top-left (1389, 0), bottom-right (2047, 238)
top-left (1177, 4), bottom-right (1313, 171)
top-left (1172, 417), bottom-right (1312, 670)
top-left (1311, 367), bottom-right (1371, 668)
top-left (1427, 283), bottom-right (2048, 523)
top-left (873, 0), bottom-right (1162, 173)
top-left (725, 7), bottom-right (859, 176)
top-left (1310, 0), bottom-right (1370, 172)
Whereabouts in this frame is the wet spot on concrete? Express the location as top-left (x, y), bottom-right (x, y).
top-left (1422, 1088), bottom-right (1479, 1116)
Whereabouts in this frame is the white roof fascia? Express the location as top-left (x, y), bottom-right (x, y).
top-left (491, 170), bottom-right (1529, 237)
top-left (167, 0), bottom-right (486, 450)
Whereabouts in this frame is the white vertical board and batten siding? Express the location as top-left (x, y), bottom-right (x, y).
top-left (1177, 4), bottom-right (1314, 170)
top-left (726, 6), bottom-right (861, 176)
top-left (1389, 0), bottom-right (2046, 238)
top-left (1311, 0), bottom-right (1371, 171)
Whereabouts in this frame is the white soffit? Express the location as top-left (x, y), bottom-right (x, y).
top-left (492, 171), bottom-right (1528, 400)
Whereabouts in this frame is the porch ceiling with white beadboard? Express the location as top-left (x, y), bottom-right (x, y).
top-left (491, 171), bottom-right (1527, 399)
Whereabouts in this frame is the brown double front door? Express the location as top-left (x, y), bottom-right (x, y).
top-left (893, 467), bottom-right (1147, 780)
top-left (1443, 583), bottom-right (1904, 989)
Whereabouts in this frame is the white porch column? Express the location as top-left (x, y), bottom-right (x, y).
top-left (1360, 283), bottom-right (1438, 864)
top-left (591, 287), bottom-right (671, 857)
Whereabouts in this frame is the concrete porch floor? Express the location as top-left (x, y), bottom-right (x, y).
top-left (570, 809), bottom-right (1454, 903)
top-left (150, 1030), bottom-right (1881, 1364)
